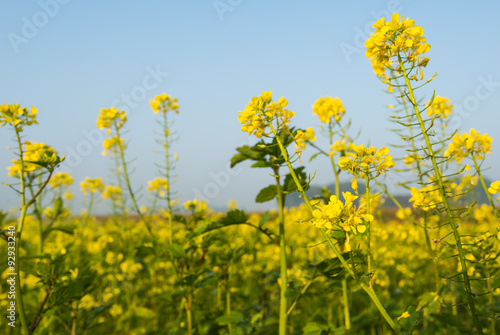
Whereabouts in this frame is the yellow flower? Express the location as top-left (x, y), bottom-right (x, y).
top-left (0, 104), bottom-right (38, 132)
top-left (330, 140), bottom-right (348, 158)
top-left (488, 180), bottom-right (500, 195)
top-left (396, 207), bottom-right (412, 220)
top-left (398, 311), bottom-right (411, 320)
top-left (294, 127), bottom-right (316, 157)
top-left (147, 178), bottom-right (169, 197)
top-left (80, 177), bottom-right (104, 195)
top-left (238, 91), bottom-right (295, 138)
top-left (312, 97), bottom-right (345, 123)
top-left (312, 192), bottom-right (373, 234)
top-left (426, 96), bottom-right (453, 119)
top-left (8, 141), bottom-right (59, 177)
top-left (109, 304), bottom-right (123, 318)
top-left (150, 93), bottom-right (179, 114)
top-left (102, 185), bottom-right (122, 203)
top-left (446, 129), bottom-right (492, 163)
top-left (49, 172), bottom-right (74, 188)
top-left (365, 13), bottom-right (430, 79)
top-left (338, 143), bottom-right (394, 178)
top-left (409, 186), bottom-right (442, 211)
top-left (184, 199), bottom-right (209, 216)
top-left (102, 135), bottom-right (125, 156)
top-left (97, 108), bottom-right (127, 133)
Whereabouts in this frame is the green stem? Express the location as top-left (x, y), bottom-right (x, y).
top-left (485, 268), bottom-right (495, 334)
top-left (186, 292), bottom-right (192, 335)
top-left (286, 278), bottom-right (313, 317)
top-left (226, 265), bottom-right (232, 334)
top-left (329, 123), bottom-right (340, 197)
top-left (398, 55), bottom-right (483, 334)
top-left (163, 112), bottom-right (174, 244)
top-left (365, 174), bottom-right (372, 288)
top-left (14, 130), bottom-right (31, 335)
top-left (394, 78), bottom-right (440, 291)
top-left (274, 167), bottom-right (288, 335)
top-left (267, 122), bottom-right (402, 334)
top-left (115, 125), bottom-right (155, 239)
top-left (342, 277), bottom-right (351, 331)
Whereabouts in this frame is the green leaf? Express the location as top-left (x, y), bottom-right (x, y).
top-left (221, 209), bottom-right (249, 225)
top-left (258, 211), bottom-right (271, 227)
top-left (284, 166), bottom-right (308, 192)
top-left (397, 306), bottom-right (421, 332)
top-left (53, 197), bottom-right (63, 218)
top-left (285, 287), bottom-right (299, 300)
top-left (0, 211), bottom-right (6, 226)
top-left (43, 225), bottom-right (75, 239)
top-left (303, 322), bottom-right (329, 335)
top-left (251, 160), bottom-right (272, 168)
top-left (230, 153), bottom-right (248, 168)
top-left (165, 244), bottom-right (187, 258)
top-left (309, 152), bottom-right (321, 162)
top-left (236, 145), bottom-right (263, 160)
top-left (255, 185), bottom-right (277, 203)
top-left (216, 311), bottom-right (244, 325)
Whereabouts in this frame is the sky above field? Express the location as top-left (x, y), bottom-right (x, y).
top-left (1, 0), bottom-right (500, 213)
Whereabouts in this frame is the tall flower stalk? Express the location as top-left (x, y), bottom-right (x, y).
top-left (1, 104), bottom-right (64, 335)
top-left (150, 93), bottom-right (179, 244)
top-left (98, 108), bottom-right (155, 238)
top-left (237, 92), bottom-right (403, 334)
top-left (365, 13), bottom-right (484, 333)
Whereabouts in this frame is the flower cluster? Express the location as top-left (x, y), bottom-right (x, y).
top-left (97, 108), bottom-right (127, 134)
top-left (0, 104), bottom-right (38, 132)
top-left (365, 13), bottom-right (430, 81)
top-left (8, 141), bottom-right (59, 177)
top-left (102, 135), bottom-right (126, 156)
top-left (312, 192), bottom-right (373, 234)
top-left (184, 199), bottom-right (209, 216)
top-left (446, 129), bottom-right (492, 163)
top-left (80, 177), bottom-right (105, 195)
top-left (238, 91), bottom-right (294, 138)
top-left (403, 153), bottom-right (421, 167)
top-left (338, 144), bottom-right (395, 178)
top-left (426, 96), bottom-right (453, 119)
top-left (150, 93), bottom-right (179, 114)
top-left (147, 178), bottom-right (169, 197)
top-left (312, 97), bottom-right (345, 123)
top-left (409, 186), bottom-right (442, 211)
top-left (294, 127), bottom-right (316, 156)
top-left (102, 185), bottom-right (122, 203)
top-left (489, 180), bottom-right (500, 201)
top-left (49, 172), bottom-right (74, 187)
top-left (329, 139), bottom-right (348, 158)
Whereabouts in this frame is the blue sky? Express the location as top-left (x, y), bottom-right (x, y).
top-left (1, 0), bottom-right (499, 213)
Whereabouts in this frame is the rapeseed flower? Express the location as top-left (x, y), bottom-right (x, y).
top-left (446, 129), bottom-right (492, 163)
top-left (150, 93), bottom-right (179, 114)
top-left (312, 192), bottom-right (373, 234)
top-left (312, 97), bottom-right (345, 123)
top-left (97, 108), bottom-right (127, 134)
top-left (426, 96), bottom-right (453, 119)
top-left (80, 177), bottom-right (105, 195)
top-left (365, 13), bottom-right (430, 82)
top-left (8, 141), bottom-right (59, 177)
top-left (238, 91), bottom-right (294, 138)
top-left (0, 104), bottom-right (38, 132)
